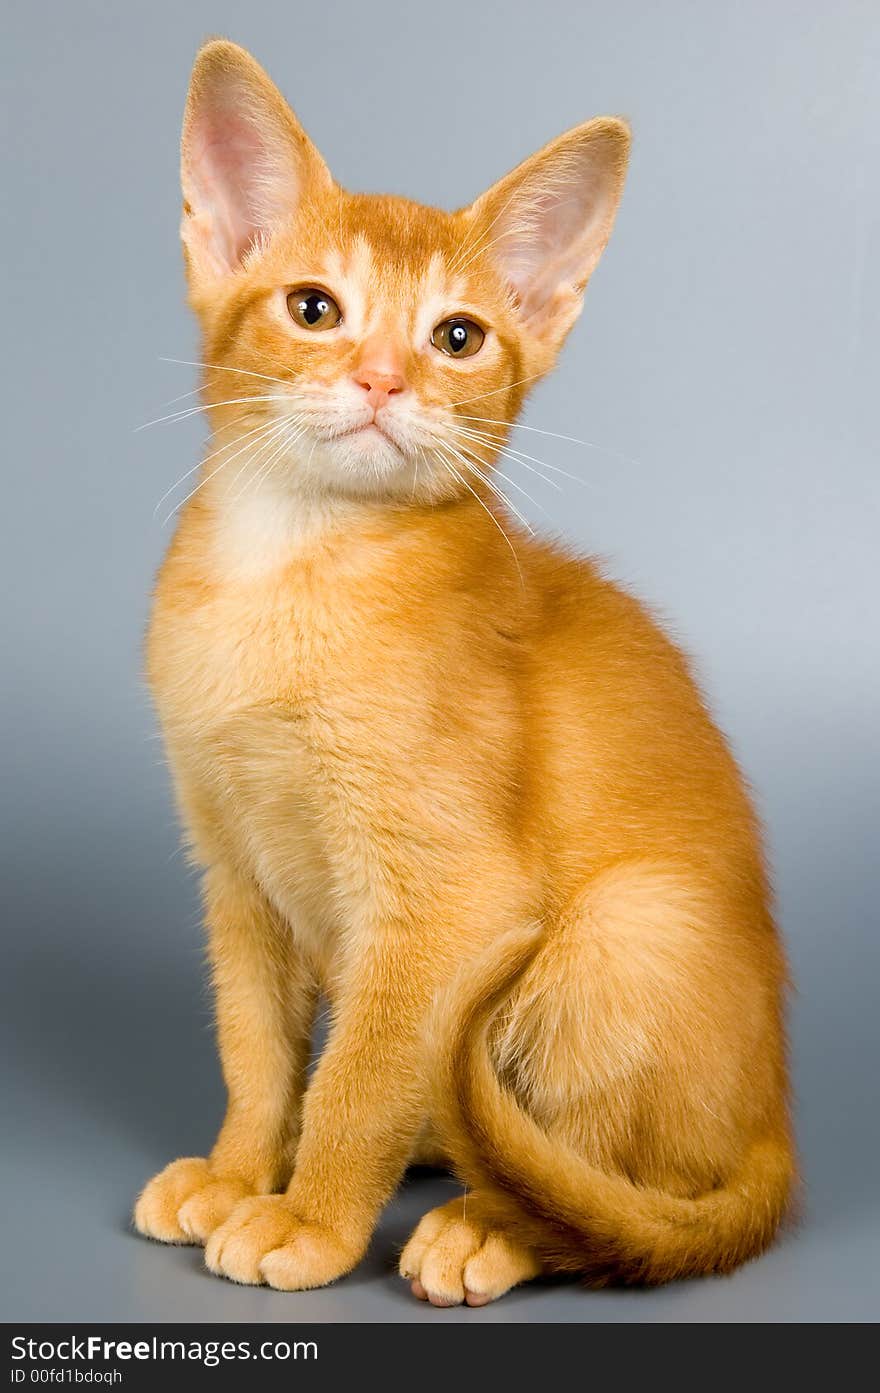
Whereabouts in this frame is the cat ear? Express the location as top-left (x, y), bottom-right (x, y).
top-left (180, 40), bottom-right (332, 283)
top-left (466, 119), bottom-right (630, 349)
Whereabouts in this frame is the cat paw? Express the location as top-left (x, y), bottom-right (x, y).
top-left (400, 1198), bottom-right (540, 1306)
top-left (133, 1157), bottom-right (253, 1245)
top-left (205, 1195), bottom-right (358, 1290)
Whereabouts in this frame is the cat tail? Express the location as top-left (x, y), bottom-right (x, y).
top-left (434, 923), bottom-right (795, 1285)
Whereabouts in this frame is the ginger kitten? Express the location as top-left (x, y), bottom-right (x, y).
top-left (134, 39), bottom-right (794, 1305)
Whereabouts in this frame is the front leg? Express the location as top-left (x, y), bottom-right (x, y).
top-left (205, 925), bottom-right (438, 1289)
top-left (134, 865), bottom-right (315, 1244)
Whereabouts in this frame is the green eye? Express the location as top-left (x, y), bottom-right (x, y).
top-left (287, 288), bottom-right (342, 330)
top-left (431, 317), bottom-right (485, 358)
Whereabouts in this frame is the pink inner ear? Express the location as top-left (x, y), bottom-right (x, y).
top-left (502, 189), bottom-right (585, 305)
top-left (184, 95), bottom-right (299, 273)
top-left (188, 111), bottom-right (272, 268)
top-left (486, 137), bottom-right (625, 321)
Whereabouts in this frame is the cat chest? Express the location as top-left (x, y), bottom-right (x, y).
top-left (149, 579), bottom-right (397, 965)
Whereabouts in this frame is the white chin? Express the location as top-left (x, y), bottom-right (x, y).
top-left (311, 430), bottom-right (415, 497)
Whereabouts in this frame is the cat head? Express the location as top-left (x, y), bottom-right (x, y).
top-left (181, 40), bottom-right (629, 507)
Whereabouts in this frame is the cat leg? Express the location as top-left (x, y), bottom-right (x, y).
top-left (134, 864), bottom-right (315, 1244)
top-left (409, 1120), bottom-right (451, 1169)
top-left (405, 865), bottom-right (788, 1297)
top-left (204, 925), bottom-right (443, 1290)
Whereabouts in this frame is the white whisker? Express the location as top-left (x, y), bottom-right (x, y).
top-left (152, 414), bottom-right (288, 516)
top-left (136, 394), bottom-right (289, 432)
top-left (217, 415), bottom-right (306, 498)
top-left (231, 420), bottom-right (307, 504)
top-left (161, 417), bottom-right (291, 526)
top-left (449, 222), bottom-right (521, 280)
top-left (225, 418), bottom-right (301, 503)
top-left (437, 435), bottom-right (539, 529)
top-left (456, 414), bottom-right (638, 466)
top-left (410, 447), bottom-right (425, 503)
top-left (447, 422), bottom-right (566, 491)
top-left (158, 356), bottom-right (296, 390)
top-left (149, 382), bottom-right (215, 412)
top-left (433, 445), bottom-right (525, 586)
top-left (452, 373), bottom-right (545, 408)
top-left (447, 422), bottom-right (579, 490)
top-left (447, 181), bottom-right (525, 278)
top-left (454, 453), bottom-right (538, 530)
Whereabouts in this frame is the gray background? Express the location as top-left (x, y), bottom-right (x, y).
top-left (2, 0), bottom-right (878, 1323)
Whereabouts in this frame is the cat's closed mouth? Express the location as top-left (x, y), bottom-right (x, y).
top-left (325, 420), bottom-right (404, 455)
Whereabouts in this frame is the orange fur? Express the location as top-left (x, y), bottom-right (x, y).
top-left (134, 40), bottom-right (794, 1303)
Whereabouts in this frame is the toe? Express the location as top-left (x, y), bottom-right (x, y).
top-left (418, 1220), bottom-right (483, 1307)
top-left (464, 1289), bottom-right (494, 1307)
top-left (177, 1177), bottom-right (251, 1243)
top-left (259, 1225), bottom-right (353, 1292)
top-left (134, 1157), bottom-right (212, 1243)
top-left (399, 1203), bottom-right (454, 1280)
top-left (462, 1232), bottom-right (541, 1306)
top-left (205, 1197), bottom-right (289, 1284)
top-left (402, 1202), bottom-right (540, 1308)
top-left (205, 1222), bottom-right (262, 1284)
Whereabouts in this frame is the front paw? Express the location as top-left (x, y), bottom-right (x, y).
top-left (205, 1195), bottom-right (359, 1290)
top-left (133, 1157), bottom-right (254, 1245)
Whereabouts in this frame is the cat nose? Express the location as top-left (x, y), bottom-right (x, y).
top-left (352, 364), bottom-right (406, 411)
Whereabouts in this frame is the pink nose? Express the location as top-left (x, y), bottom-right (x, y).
top-left (352, 366), bottom-right (406, 412)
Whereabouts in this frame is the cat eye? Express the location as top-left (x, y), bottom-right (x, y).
top-left (287, 288), bottom-right (342, 331)
top-left (431, 317), bottom-right (485, 359)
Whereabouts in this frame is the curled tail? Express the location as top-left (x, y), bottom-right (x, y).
top-left (435, 924), bottom-right (795, 1285)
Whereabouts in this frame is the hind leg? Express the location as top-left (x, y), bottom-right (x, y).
top-left (403, 862), bottom-right (783, 1301)
top-left (400, 1196), bottom-right (541, 1306)
top-left (489, 863), bottom-right (777, 1192)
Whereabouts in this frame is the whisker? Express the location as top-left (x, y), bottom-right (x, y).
top-left (433, 445), bottom-right (525, 586)
top-left (148, 382), bottom-right (213, 412)
top-left (160, 420), bottom-right (287, 526)
top-left (410, 447), bottom-right (424, 503)
top-left (484, 442), bottom-right (592, 489)
top-left (447, 422), bottom-right (566, 491)
top-left (146, 368), bottom-right (268, 414)
top-left (447, 423), bottom-right (579, 490)
top-left (455, 414), bottom-right (639, 466)
top-left (158, 356), bottom-right (297, 390)
top-left (448, 416), bottom-right (596, 487)
top-left (302, 433), bottom-right (321, 478)
top-left (437, 436), bottom-right (540, 529)
top-left (225, 418), bottom-right (302, 503)
top-left (455, 453), bottom-right (538, 531)
top-left (160, 418), bottom-right (290, 526)
top-left (447, 181), bottom-right (524, 278)
top-left (450, 222), bottom-right (521, 280)
top-left (231, 420), bottom-right (308, 504)
top-left (152, 414), bottom-right (286, 516)
top-left (451, 373), bottom-right (545, 408)
top-left (445, 417), bottom-right (570, 490)
top-left (136, 394), bottom-right (289, 432)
